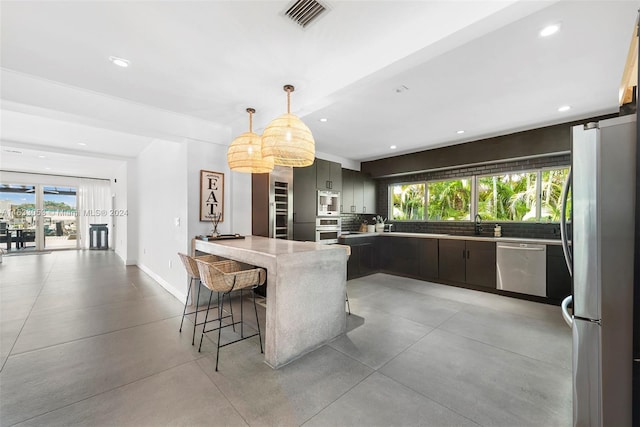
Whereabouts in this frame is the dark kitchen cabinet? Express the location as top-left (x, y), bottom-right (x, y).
top-left (380, 236), bottom-right (420, 277)
top-left (438, 239), bottom-right (496, 288)
top-left (465, 241), bottom-right (496, 288)
top-left (293, 161), bottom-right (317, 225)
top-left (546, 244), bottom-right (571, 300)
top-left (341, 236), bottom-right (377, 280)
top-left (316, 158), bottom-right (342, 191)
top-left (362, 176), bottom-right (376, 214)
top-left (419, 238), bottom-right (438, 280)
top-left (352, 172), bottom-right (365, 213)
top-left (341, 169), bottom-right (355, 213)
top-left (438, 239), bottom-right (466, 283)
top-left (341, 168), bottom-right (377, 214)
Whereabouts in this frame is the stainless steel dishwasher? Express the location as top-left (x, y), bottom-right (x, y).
top-left (496, 242), bottom-right (547, 297)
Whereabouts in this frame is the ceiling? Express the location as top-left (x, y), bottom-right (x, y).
top-left (0, 0), bottom-right (637, 178)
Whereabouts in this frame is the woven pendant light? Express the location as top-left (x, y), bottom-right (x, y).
top-left (227, 108), bottom-right (274, 174)
top-left (262, 85), bottom-right (315, 167)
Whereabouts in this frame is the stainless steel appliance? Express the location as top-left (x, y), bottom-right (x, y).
top-left (317, 190), bottom-right (340, 216)
top-left (496, 242), bottom-right (546, 296)
top-left (560, 115), bottom-right (636, 426)
top-left (315, 217), bottom-right (341, 244)
top-left (251, 165), bottom-right (293, 240)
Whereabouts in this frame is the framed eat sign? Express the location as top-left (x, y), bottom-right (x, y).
top-left (200, 170), bottom-right (224, 222)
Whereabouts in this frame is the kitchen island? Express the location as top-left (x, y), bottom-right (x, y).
top-left (193, 236), bottom-right (348, 369)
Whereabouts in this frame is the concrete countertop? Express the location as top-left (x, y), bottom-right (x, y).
top-left (339, 231), bottom-right (562, 245)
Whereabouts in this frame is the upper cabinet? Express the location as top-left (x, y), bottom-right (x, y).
top-left (342, 168), bottom-right (377, 214)
top-left (316, 158), bottom-right (342, 191)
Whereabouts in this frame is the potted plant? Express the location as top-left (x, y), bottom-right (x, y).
top-left (374, 215), bottom-right (386, 232)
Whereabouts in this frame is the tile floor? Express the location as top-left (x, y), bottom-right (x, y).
top-left (0, 250), bottom-right (572, 426)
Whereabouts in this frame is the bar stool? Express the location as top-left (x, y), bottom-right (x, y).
top-left (177, 253), bottom-right (232, 345)
top-left (195, 259), bottom-right (266, 371)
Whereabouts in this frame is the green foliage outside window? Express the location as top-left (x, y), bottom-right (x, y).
top-left (389, 166), bottom-right (569, 222)
top-left (477, 172), bottom-right (537, 221)
top-left (541, 168), bottom-right (570, 222)
top-left (390, 183), bottom-right (425, 220)
top-left (427, 179), bottom-right (471, 220)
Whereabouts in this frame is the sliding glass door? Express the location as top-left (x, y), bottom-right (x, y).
top-left (42, 186), bottom-right (78, 250)
top-left (0, 184), bottom-right (37, 252)
top-left (0, 183), bottom-right (79, 251)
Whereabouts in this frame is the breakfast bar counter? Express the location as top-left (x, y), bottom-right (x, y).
top-left (193, 236), bottom-right (348, 369)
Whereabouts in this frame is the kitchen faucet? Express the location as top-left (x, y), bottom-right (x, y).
top-left (474, 214), bottom-right (483, 235)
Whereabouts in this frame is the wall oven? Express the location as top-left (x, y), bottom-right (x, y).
top-left (315, 217), bottom-right (341, 244)
top-left (317, 190), bottom-right (340, 216)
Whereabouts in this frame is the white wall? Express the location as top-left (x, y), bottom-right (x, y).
top-left (112, 163), bottom-right (128, 263)
top-left (135, 139), bottom-right (188, 300)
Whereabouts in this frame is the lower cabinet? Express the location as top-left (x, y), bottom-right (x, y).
top-left (546, 244), bottom-right (572, 300)
top-left (379, 236), bottom-right (420, 277)
top-left (342, 237), bottom-right (377, 280)
top-left (438, 239), bottom-right (496, 288)
top-left (419, 238), bottom-right (439, 280)
top-left (438, 239), bottom-right (466, 283)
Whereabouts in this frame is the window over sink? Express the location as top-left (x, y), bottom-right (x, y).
top-left (388, 166), bottom-right (569, 223)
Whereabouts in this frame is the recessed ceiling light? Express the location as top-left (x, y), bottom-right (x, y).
top-left (77, 142), bottom-right (87, 146)
top-left (539, 23), bottom-right (560, 37)
top-left (38, 155), bottom-right (46, 158)
top-left (390, 145), bottom-right (397, 150)
top-left (109, 56), bottom-right (130, 68)
top-left (45, 167), bottom-right (51, 170)
top-left (456, 130), bottom-right (465, 134)
top-left (319, 118), bottom-right (328, 122)
top-left (558, 105), bottom-right (571, 112)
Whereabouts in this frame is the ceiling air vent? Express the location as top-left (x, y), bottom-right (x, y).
top-left (284, 0), bottom-right (327, 29)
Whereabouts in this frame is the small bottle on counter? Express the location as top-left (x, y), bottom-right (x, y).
top-left (494, 224), bottom-right (502, 237)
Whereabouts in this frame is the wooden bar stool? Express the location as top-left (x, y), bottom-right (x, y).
top-left (177, 253), bottom-right (232, 345)
top-left (195, 259), bottom-right (266, 371)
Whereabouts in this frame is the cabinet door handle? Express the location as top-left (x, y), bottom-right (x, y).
top-left (462, 249), bottom-right (466, 259)
top-left (351, 206), bottom-right (355, 213)
top-left (327, 180), bottom-right (331, 189)
top-left (467, 250), bottom-right (470, 259)
top-left (363, 206), bottom-right (366, 213)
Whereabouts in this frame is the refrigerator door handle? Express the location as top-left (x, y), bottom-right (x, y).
top-left (560, 167), bottom-right (572, 276)
top-left (561, 295), bottom-right (573, 327)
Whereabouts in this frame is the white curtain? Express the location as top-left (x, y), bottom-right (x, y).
top-left (78, 179), bottom-right (112, 249)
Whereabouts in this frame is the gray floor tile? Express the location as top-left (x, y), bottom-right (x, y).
top-left (16, 361), bottom-right (247, 427)
top-left (439, 305), bottom-right (572, 370)
top-left (11, 294), bottom-right (183, 354)
top-left (355, 286), bottom-right (465, 328)
top-left (328, 306), bottom-right (431, 369)
top-left (0, 317), bottom-right (202, 425)
top-left (305, 372), bottom-right (479, 427)
top-left (197, 342), bottom-right (373, 426)
top-left (0, 317), bottom-right (24, 368)
top-left (380, 329), bottom-right (572, 427)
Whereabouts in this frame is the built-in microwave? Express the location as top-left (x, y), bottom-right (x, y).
top-left (317, 190), bottom-right (340, 216)
top-left (315, 217), bottom-right (341, 244)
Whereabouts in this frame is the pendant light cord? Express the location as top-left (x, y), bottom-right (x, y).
top-left (246, 107), bottom-right (256, 133)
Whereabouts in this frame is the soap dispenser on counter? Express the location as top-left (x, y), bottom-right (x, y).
top-left (494, 224), bottom-right (502, 237)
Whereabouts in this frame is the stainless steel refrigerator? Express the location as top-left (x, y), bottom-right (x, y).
top-left (560, 114), bottom-right (636, 426)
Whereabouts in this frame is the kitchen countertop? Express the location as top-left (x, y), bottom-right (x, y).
top-left (339, 231), bottom-right (562, 245)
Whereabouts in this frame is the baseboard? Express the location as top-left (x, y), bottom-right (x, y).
top-left (137, 263), bottom-right (187, 304)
